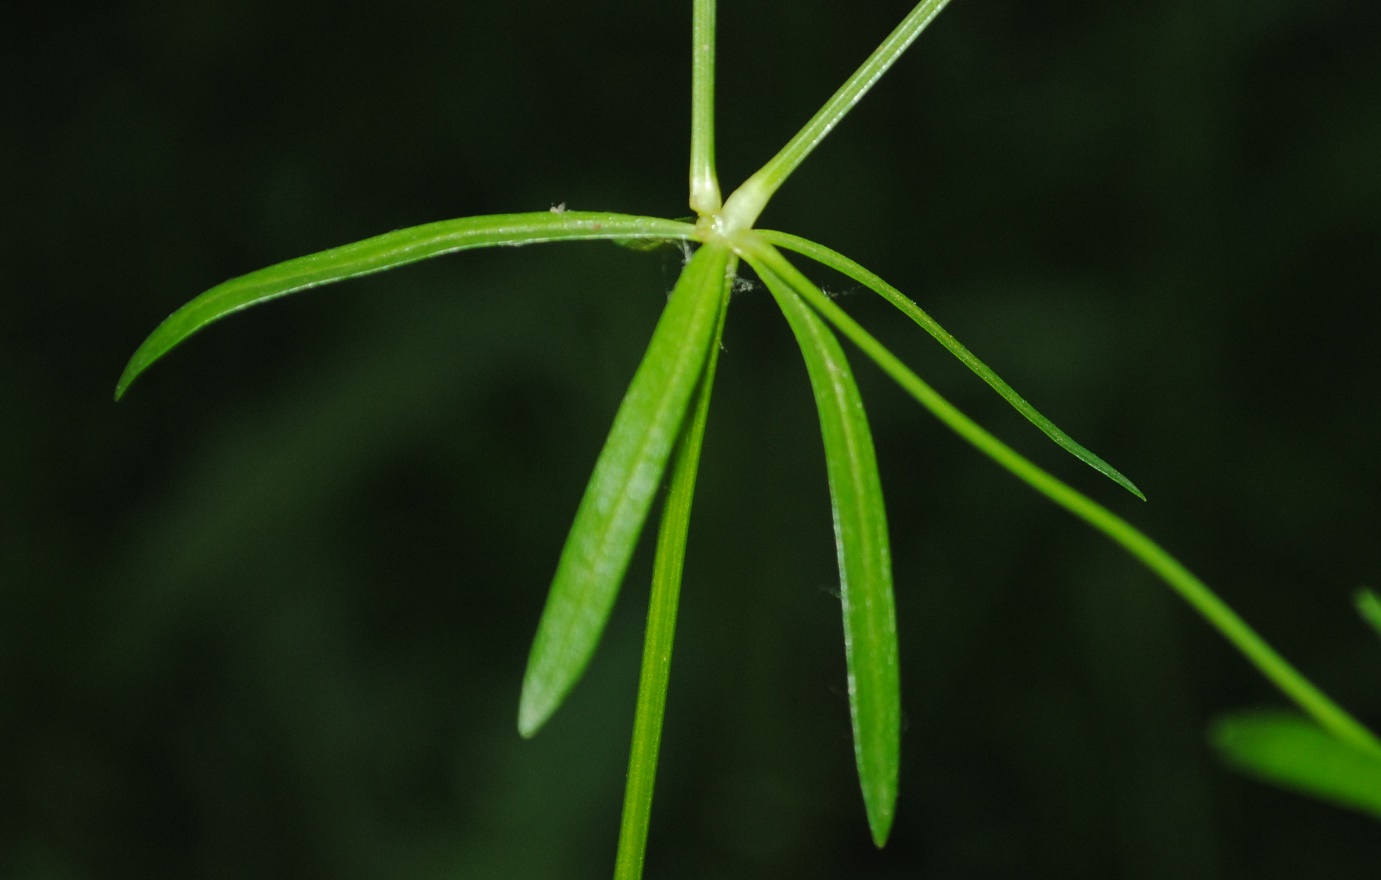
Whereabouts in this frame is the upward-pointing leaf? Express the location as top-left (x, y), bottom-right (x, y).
top-left (751, 246), bottom-right (900, 848)
top-left (1212, 711), bottom-right (1381, 821)
top-left (518, 242), bottom-right (733, 738)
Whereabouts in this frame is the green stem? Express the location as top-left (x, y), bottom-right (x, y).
top-left (689, 0), bottom-right (722, 216)
top-left (741, 234), bottom-right (1381, 756)
top-left (612, 261), bottom-right (732, 880)
top-left (718, 0), bottom-right (953, 232)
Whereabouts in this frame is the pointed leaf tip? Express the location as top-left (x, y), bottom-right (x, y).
top-left (758, 230), bottom-right (1146, 501)
top-left (866, 790), bottom-right (896, 847)
top-left (517, 684), bottom-right (551, 739)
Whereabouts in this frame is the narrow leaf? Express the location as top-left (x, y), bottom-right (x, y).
top-left (1212, 711), bottom-right (1381, 821)
top-left (751, 254), bottom-right (900, 847)
top-left (115, 212), bottom-right (695, 399)
top-left (760, 229), bottom-right (1144, 500)
top-left (614, 261), bottom-right (731, 880)
top-left (742, 233), bottom-right (1381, 756)
top-left (518, 242), bottom-right (732, 738)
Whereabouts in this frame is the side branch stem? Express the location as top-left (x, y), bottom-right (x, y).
top-left (720, 0), bottom-right (953, 231)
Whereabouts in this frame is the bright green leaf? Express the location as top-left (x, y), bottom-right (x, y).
top-left (518, 242), bottom-right (732, 738)
top-left (760, 229), bottom-right (1144, 501)
top-left (740, 233), bottom-right (1381, 756)
top-left (1212, 711), bottom-right (1381, 821)
top-left (115, 212), bottom-right (695, 399)
top-left (751, 251), bottom-right (900, 847)
top-left (614, 258), bottom-right (731, 880)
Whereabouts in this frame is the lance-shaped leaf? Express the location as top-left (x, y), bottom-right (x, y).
top-left (743, 233), bottom-right (1381, 756)
top-left (1212, 711), bottom-right (1381, 821)
top-left (614, 259), bottom-right (731, 880)
top-left (115, 212), bottom-right (695, 399)
top-left (759, 230), bottom-right (1144, 500)
top-left (518, 242), bottom-right (732, 738)
top-left (751, 251), bottom-right (900, 847)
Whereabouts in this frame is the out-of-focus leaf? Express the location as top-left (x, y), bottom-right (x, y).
top-left (1211, 711), bottom-right (1381, 821)
top-left (1356, 589), bottom-right (1381, 642)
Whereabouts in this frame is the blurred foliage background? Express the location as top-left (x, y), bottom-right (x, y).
top-left (4, 0), bottom-right (1381, 877)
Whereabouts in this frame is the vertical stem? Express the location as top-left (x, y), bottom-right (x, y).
top-left (613, 261), bottom-right (732, 879)
top-left (689, 0), bottom-right (722, 216)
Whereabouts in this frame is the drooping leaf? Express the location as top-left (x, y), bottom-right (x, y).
top-left (1212, 711), bottom-right (1381, 821)
top-left (614, 258), bottom-right (732, 880)
top-left (742, 233), bottom-right (1381, 756)
top-left (116, 212), bottom-right (695, 399)
top-left (751, 251), bottom-right (900, 847)
top-left (760, 229), bottom-right (1144, 500)
top-left (518, 242), bottom-right (732, 738)
top-left (1356, 589), bottom-right (1381, 642)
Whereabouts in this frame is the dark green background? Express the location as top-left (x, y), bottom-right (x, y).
top-left (4, 1), bottom-right (1380, 877)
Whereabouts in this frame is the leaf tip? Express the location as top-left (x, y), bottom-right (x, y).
top-left (863, 787), bottom-right (897, 848)
top-left (517, 677), bottom-right (555, 739)
top-left (113, 370), bottom-right (135, 402)
top-left (1093, 459), bottom-right (1145, 501)
top-left (115, 342), bottom-right (159, 402)
top-left (857, 737), bottom-right (899, 849)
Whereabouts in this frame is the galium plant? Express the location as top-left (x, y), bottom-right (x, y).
top-left (116, 0), bottom-right (1381, 873)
